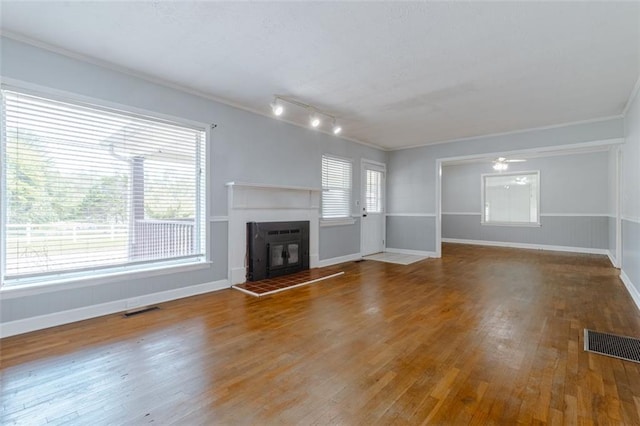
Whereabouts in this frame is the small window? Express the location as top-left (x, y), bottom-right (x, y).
top-left (321, 155), bottom-right (352, 219)
top-left (365, 169), bottom-right (383, 213)
top-left (482, 171), bottom-right (540, 226)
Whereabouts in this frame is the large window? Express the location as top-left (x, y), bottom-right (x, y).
top-left (482, 171), bottom-right (540, 226)
top-left (1, 88), bottom-right (207, 286)
top-left (321, 155), bottom-right (352, 219)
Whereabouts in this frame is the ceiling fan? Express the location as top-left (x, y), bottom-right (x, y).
top-left (492, 157), bottom-right (526, 171)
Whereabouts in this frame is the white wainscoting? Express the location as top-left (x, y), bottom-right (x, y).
top-left (0, 279), bottom-right (229, 338)
top-left (316, 253), bottom-right (363, 268)
top-left (442, 238), bottom-right (608, 255)
top-left (620, 270), bottom-right (640, 313)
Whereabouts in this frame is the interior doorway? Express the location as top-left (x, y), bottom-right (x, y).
top-left (435, 140), bottom-right (623, 259)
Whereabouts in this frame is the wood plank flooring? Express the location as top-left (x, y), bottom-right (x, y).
top-left (1, 243), bottom-right (640, 425)
top-left (363, 252), bottom-right (427, 265)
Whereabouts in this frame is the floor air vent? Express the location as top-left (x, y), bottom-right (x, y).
top-left (584, 329), bottom-right (640, 363)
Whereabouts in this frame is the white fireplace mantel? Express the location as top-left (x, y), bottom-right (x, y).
top-left (226, 181), bottom-right (321, 210)
top-left (225, 181), bottom-right (321, 192)
top-left (226, 182), bottom-right (322, 284)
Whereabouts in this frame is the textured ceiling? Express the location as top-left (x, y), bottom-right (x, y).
top-left (1, 1), bottom-right (638, 150)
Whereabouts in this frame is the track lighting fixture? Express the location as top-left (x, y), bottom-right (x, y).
top-left (309, 112), bottom-right (321, 128)
top-left (269, 95), bottom-right (343, 135)
top-left (271, 98), bottom-right (284, 116)
top-left (331, 118), bottom-right (342, 135)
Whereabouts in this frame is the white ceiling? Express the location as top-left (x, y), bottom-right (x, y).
top-left (1, 1), bottom-right (638, 150)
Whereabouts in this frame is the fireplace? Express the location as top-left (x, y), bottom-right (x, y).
top-left (246, 221), bottom-right (310, 281)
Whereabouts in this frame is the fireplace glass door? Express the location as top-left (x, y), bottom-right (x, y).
top-left (287, 243), bottom-right (299, 264)
top-left (271, 244), bottom-right (284, 267)
top-left (246, 221), bottom-right (310, 281)
top-left (269, 242), bottom-right (300, 271)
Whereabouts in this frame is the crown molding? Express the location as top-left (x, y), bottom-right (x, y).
top-left (622, 74), bottom-right (640, 117)
top-left (2, 31), bottom-right (633, 154)
top-left (389, 114), bottom-right (625, 152)
top-left (437, 138), bottom-right (623, 166)
top-left (0, 31), bottom-right (385, 152)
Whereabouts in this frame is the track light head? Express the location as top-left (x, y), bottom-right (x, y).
top-left (271, 99), bottom-right (284, 116)
top-left (310, 113), bottom-right (321, 128)
top-left (332, 123), bottom-right (342, 135)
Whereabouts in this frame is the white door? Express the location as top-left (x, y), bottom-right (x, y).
top-left (361, 161), bottom-right (386, 256)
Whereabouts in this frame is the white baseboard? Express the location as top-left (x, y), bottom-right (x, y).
top-left (620, 270), bottom-right (640, 313)
top-left (317, 253), bottom-right (362, 268)
top-left (442, 238), bottom-right (609, 255)
top-left (607, 250), bottom-right (620, 268)
top-left (0, 279), bottom-right (229, 339)
top-left (384, 248), bottom-right (437, 257)
top-left (231, 267), bottom-right (246, 285)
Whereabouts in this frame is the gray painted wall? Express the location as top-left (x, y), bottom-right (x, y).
top-left (388, 119), bottom-right (623, 215)
top-left (622, 87), bottom-right (640, 299)
top-left (386, 117), bottom-right (624, 255)
top-left (441, 152), bottom-right (610, 249)
top-left (622, 220), bottom-right (640, 295)
top-left (608, 148), bottom-right (618, 217)
top-left (386, 216), bottom-right (436, 252)
top-left (442, 215), bottom-right (608, 249)
top-left (212, 222), bottom-right (229, 281)
top-left (0, 37), bottom-right (386, 325)
top-left (442, 152), bottom-right (610, 214)
top-left (319, 219), bottom-right (361, 260)
top-left (609, 216), bottom-right (617, 257)
top-left (607, 148), bottom-right (618, 258)
top-left (1, 266), bottom-right (217, 323)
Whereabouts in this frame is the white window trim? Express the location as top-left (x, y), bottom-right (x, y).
top-left (480, 170), bottom-right (541, 227)
top-left (320, 217), bottom-right (357, 227)
top-left (321, 154), bottom-right (353, 221)
top-left (0, 260), bottom-right (213, 299)
top-left (1, 80), bottom-right (209, 130)
top-left (362, 159), bottom-right (386, 215)
top-left (0, 82), bottom-right (211, 289)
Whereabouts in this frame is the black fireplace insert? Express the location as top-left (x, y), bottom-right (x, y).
top-left (246, 221), bottom-right (310, 281)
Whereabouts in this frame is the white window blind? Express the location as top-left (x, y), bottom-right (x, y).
top-left (1, 89), bottom-right (207, 284)
top-left (365, 169), bottom-right (383, 213)
top-left (482, 171), bottom-right (540, 225)
top-left (321, 155), bottom-right (352, 219)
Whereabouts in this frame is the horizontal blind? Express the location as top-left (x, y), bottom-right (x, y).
top-left (2, 89), bottom-right (206, 281)
top-left (483, 172), bottom-right (539, 224)
top-left (365, 169), bottom-right (383, 213)
top-left (322, 155), bottom-right (351, 219)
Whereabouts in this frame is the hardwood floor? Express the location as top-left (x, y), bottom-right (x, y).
top-left (1, 244), bottom-right (640, 425)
